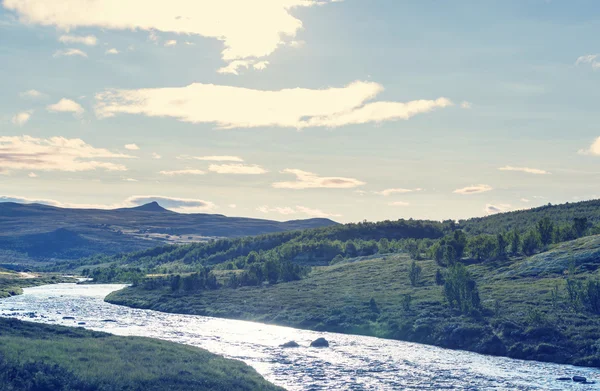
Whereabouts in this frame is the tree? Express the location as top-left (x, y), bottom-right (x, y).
top-left (378, 238), bottom-right (391, 254)
top-left (263, 259), bottom-right (280, 284)
top-left (246, 251), bottom-right (260, 264)
top-left (522, 230), bottom-right (541, 256)
top-left (408, 260), bottom-right (422, 286)
top-left (573, 217), bottom-right (589, 238)
top-left (435, 269), bottom-right (445, 286)
top-left (496, 233), bottom-right (508, 260)
top-left (345, 241), bottom-right (357, 258)
top-left (443, 263), bottom-right (481, 314)
top-left (508, 229), bottom-right (520, 256)
top-left (468, 235), bottom-right (496, 262)
top-left (537, 217), bottom-right (555, 246)
top-left (405, 239), bottom-right (421, 260)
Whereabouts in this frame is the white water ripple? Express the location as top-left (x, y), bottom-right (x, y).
top-left (1, 283), bottom-right (599, 391)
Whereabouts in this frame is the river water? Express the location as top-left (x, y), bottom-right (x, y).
top-left (0, 283), bottom-right (599, 390)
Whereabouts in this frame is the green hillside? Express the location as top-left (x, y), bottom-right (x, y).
top-left (0, 317), bottom-right (283, 391)
top-left (107, 235), bottom-right (600, 368)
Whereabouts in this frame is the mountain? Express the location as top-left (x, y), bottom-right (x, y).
top-left (0, 202), bottom-right (338, 264)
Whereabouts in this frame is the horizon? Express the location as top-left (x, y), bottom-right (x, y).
top-left (2, 1), bottom-right (600, 223)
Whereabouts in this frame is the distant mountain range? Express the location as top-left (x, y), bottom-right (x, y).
top-left (0, 202), bottom-right (338, 264)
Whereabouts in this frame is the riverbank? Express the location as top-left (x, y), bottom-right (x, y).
top-left (0, 317), bottom-right (284, 391)
top-left (0, 269), bottom-right (74, 298)
top-left (106, 242), bottom-right (600, 368)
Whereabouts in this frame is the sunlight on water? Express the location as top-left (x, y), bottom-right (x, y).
top-left (1, 283), bottom-right (599, 390)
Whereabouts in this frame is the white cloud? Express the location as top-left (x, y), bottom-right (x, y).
top-left (388, 201), bottom-right (410, 206)
top-left (58, 34), bottom-right (97, 46)
top-left (0, 135), bottom-right (132, 172)
top-left (520, 198), bottom-right (530, 203)
top-left (208, 164), bottom-right (267, 175)
top-left (123, 177), bottom-right (138, 182)
top-left (28, 172), bottom-right (37, 178)
top-left (19, 89), bottom-right (45, 99)
top-left (152, 152), bottom-right (162, 159)
top-left (460, 101), bottom-right (472, 109)
top-left (47, 98), bottom-right (84, 116)
top-left (576, 54), bottom-right (600, 70)
top-left (253, 61), bottom-right (269, 70)
top-left (105, 48), bottom-right (119, 55)
top-left (11, 111), bottom-right (32, 126)
top-left (273, 169), bottom-right (365, 189)
top-left (453, 184), bottom-right (493, 195)
top-left (179, 155), bottom-right (244, 162)
top-left (498, 166), bottom-right (550, 175)
top-left (485, 203), bottom-right (512, 215)
top-left (288, 40), bottom-right (305, 48)
top-left (53, 48), bottom-right (88, 58)
top-left (4, 0), bottom-right (339, 69)
top-left (124, 143), bottom-right (140, 150)
top-left (578, 137), bottom-right (600, 156)
top-left (217, 60), bottom-right (253, 75)
top-left (95, 81), bottom-right (452, 129)
top-left (375, 188), bottom-right (421, 196)
top-left (257, 205), bottom-right (340, 218)
top-left (228, 204), bottom-right (237, 209)
top-left (164, 39), bottom-right (177, 47)
top-left (159, 169), bottom-right (205, 176)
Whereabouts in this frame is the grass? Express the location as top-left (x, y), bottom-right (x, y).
top-left (107, 236), bottom-right (600, 368)
top-left (0, 317), bottom-right (283, 391)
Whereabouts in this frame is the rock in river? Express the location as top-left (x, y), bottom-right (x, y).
top-left (280, 341), bottom-right (300, 348)
top-left (573, 376), bottom-right (587, 383)
top-left (310, 338), bottom-right (329, 348)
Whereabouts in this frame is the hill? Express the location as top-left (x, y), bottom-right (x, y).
top-left (0, 201), bottom-right (337, 265)
top-left (0, 317), bottom-right (283, 391)
top-left (107, 235), bottom-right (600, 368)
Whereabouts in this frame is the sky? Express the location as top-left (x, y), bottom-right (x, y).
top-left (1, 0), bottom-right (600, 223)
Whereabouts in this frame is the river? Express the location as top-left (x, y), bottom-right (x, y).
top-left (0, 283), bottom-right (598, 390)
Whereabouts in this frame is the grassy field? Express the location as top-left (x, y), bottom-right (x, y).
top-left (0, 317), bottom-right (283, 391)
top-left (107, 236), bottom-right (600, 368)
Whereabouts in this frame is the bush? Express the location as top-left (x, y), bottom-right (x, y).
top-left (443, 263), bottom-right (481, 314)
top-left (408, 261), bottom-right (422, 286)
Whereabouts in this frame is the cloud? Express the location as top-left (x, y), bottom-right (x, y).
top-left (11, 111), bottom-right (32, 126)
top-left (485, 203), bottom-right (512, 215)
top-left (164, 39), bottom-right (177, 47)
top-left (125, 195), bottom-right (215, 213)
top-left (124, 143), bottom-right (140, 150)
top-left (159, 169), bottom-right (205, 176)
top-left (253, 61), bottom-right (269, 71)
top-left (453, 184), bottom-right (493, 195)
top-left (58, 34), bottom-right (97, 46)
top-left (123, 177), bottom-right (138, 182)
top-left (152, 152), bottom-right (162, 159)
top-left (388, 201), bottom-right (410, 206)
top-left (0, 194), bottom-right (215, 213)
top-left (578, 137), bottom-right (600, 156)
top-left (105, 48), bottom-right (119, 55)
top-left (47, 98), bottom-right (84, 115)
top-left (19, 89), bottom-right (45, 99)
top-left (273, 169), bottom-right (365, 189)
top-left (0, 135), bottom-right (132, 172)
top-left (257, 205), bottom-right (341, 218)
top-left (375, 188), bottom-right (422, 196)
top-left (228, 204), bottom-right (237, 209)
top-left (576, 54), bottom-right (600, 70)
top-left (460, 101), bottom-right (472, 109)
top-left (4, 0), bottom-right (339, 69)
top-left (179, 155), bottom-right (244, 162)
top-left (94, 81), bottom-right (452, 129)
top-left (520, 198), bottom-right (530, 203)
top-left (53, 48), bottom-right (88, 58)
top-left (28, 172), bottom-right (37, 178)
top-left (208, 164), bottom-right (267, 175)
top-left (217, 60), bottom-right (253, 75)
top-left (498, 166), bottom-right (550, 175)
